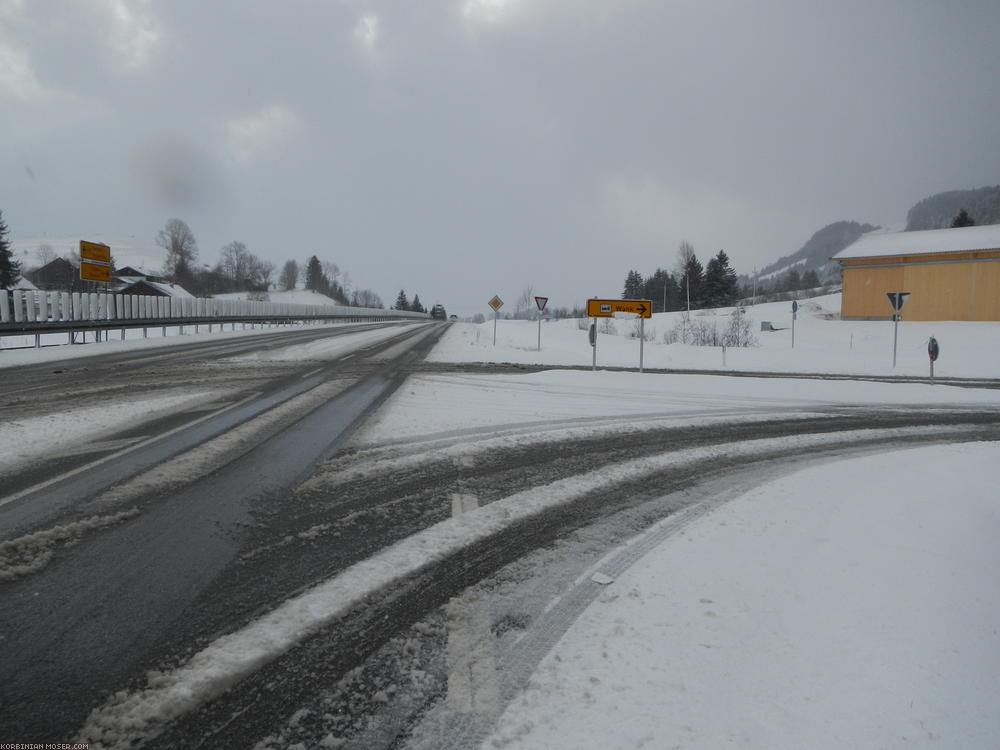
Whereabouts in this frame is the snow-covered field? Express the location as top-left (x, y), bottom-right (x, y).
top-left (483, 443), bottom-right (1000, 750)
top-left (431, 294), bottom-right (1000, 379)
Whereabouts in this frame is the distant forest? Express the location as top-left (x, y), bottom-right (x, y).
top-left (905, 185), bottom-right (1000, 230)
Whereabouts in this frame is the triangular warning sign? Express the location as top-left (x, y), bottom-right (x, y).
top-left (534, 296), bottom-right (549, 311)
top-left (886, 292), bottom-right (911, 312)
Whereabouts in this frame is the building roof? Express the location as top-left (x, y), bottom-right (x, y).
top-left (834, 224), bottom-right (1000, 261)
top-left (119, 279), bottom-right (194, 298)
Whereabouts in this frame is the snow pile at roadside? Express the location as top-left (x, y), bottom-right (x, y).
top-left (430, 294), bottom-right (1000, 378)
top-left (483, 442), bottom-right (1000, 750)
top-left (76, 426), bottom-right (976, 749)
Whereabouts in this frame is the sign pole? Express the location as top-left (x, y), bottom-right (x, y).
top-left (892, 313), bottom-right (899, 368)
top-left (534, 296), bottom-right (548, 351)
top-left (488, 294), bottom-right (504, 346)
top-left (791, 300), bottom-right (797, 349)
top-left (592, 318), bottom-right (597, 371)
top-left (886, 292), bottom-right (910, 369)
top-left (639, 318), bottom-right (644, 372)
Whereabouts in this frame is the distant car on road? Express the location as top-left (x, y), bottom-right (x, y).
top-left (430, 304), bottom-right (447, 320)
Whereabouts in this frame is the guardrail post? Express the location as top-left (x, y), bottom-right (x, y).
top-left (12, 291), bottom-right (24, 322)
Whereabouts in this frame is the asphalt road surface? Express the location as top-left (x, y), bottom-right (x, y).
top-left (1, 326), bottom-right (998, 748)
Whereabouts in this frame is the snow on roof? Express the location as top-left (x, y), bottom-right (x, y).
top-left (834, 224), bottom-right (1000, 260)
top-left (145, 281), bottom-right (194, 298)
top-left (214, 290), bottom-right (343, 306)
top-left (7, 277), bottom-right (38, 291)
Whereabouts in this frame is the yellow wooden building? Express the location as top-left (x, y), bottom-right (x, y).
top-left (835, 224), bottom-right (1000, 321)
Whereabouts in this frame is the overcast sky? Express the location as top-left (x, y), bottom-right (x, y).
top-left (3, 0), bottom-right (999, 314)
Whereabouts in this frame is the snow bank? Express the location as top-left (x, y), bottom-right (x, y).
top-left (483, 442), bottom-right (1000, 750)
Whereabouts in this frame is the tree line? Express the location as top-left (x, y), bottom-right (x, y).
top-left (392, 289), bottom-right (428, 314)
top-left (622, 244), bottom-right (740, 312)
top-left (157, 218), bottom-right (383, 306)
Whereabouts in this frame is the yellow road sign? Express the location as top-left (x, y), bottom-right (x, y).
top-left (80, 240), bottom-right (112, 264)
top-left (489, 295), bottom-right (504, 311)
top-left (586, 298), bottom-right (652, 319)
top-left (81, 261), bottom-right (112, 283)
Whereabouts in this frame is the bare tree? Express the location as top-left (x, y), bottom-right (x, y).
top-left (35, 243), bottom-right (57, 267)
top-left (516, 283), bottom-right (535, 319)
top-left (156, 218), bottom-right (199, 275)
top-left (351, 288), bottom-right (383, 308)
top-left (218, 241), bottom-right (274, 291)
top-left (279, 259), bottom-right (299, 291)
top-left (219, 241), bottom-right (252, 287)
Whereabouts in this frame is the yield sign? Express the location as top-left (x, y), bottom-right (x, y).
top-left (886, 292), bottom-right (911, 313)
top-left (534, 296), bottom-right (549, 312)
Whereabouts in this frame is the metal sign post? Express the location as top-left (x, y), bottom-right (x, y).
top-left (589, 319), bottom-right (597, 370)
top-left (639, 317), bottom-right (644, 373)
top-left (886, 292), bottom-right (911, 368)
top-left (488, 295), bottom-right (504, 346)
top-left (535, 296), bottom-right (548, 351)
top-left (791, 300), bottom-right (798, 349)
top-left (585, 298), bottom-right (652, 372)
top-left (928, 336), bottom-right (939, 382)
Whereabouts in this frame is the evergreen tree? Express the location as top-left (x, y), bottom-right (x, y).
top-left (782, 268), bottom-right (802, 292)
top-left (951, 208), bottom-right (975, 228)
top-left (622, 270), bottom-right (644, 299)
top-left (0, 210), bottom-right (21, 288)
top-left (643, 269), bottom-right (680, 313)
top-left (410, 294), bottom-right (425, 313)
top-left (680, 253), bottom-right (704, 310)
top-left (304, 255), bottom-right (325, 291)
top-left (701, 250), bottom-right (739, 307)
top-left (394, 289), bottom-right (409, 310)
top-left (801, 268), bottom-right (820, 289)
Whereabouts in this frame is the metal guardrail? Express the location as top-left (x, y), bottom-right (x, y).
top-left (0, 289), bottom-right (428, 347)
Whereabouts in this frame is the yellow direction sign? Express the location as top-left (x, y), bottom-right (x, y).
top-left (586, 298), bottom-right (652, 319)
top-left (488, 295), bottom-right (504, 311)
top-left (80, 261), bottom-right (112, 283)
top-left (80, 240), bottom-right (112, 264)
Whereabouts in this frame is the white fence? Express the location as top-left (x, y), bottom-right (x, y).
top-left (0, 291), bottom-right (425, 327)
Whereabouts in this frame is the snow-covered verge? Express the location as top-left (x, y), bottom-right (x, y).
top-left (77, 426), bottom-right (978, 749)
top-left (483, 442), bottom-right (1000, 750)
top-left (357, 369), bottom-right (1000, 445)
top-left (429, 294), bottom-right (1000, 379)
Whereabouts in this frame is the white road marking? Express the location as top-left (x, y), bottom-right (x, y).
top-left (300, 367), bottom-right (324, 380)
top-left (55, 437), bottom-right (149, 458)
top-left (0, 392), bottom-right (262, 509)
